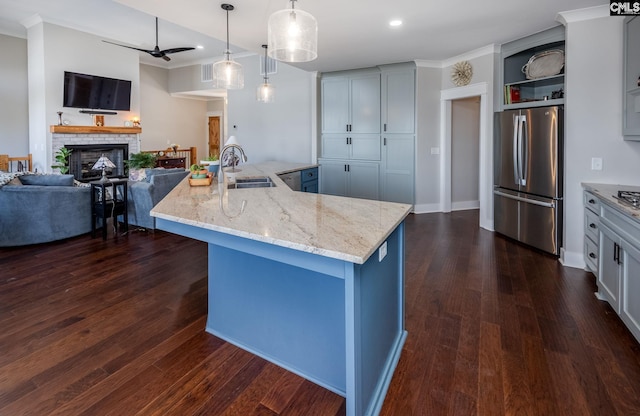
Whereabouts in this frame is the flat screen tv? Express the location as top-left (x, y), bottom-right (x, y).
top-left (63, 71), bottom-right (132, 111)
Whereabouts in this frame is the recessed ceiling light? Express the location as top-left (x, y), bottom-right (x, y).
top-left (389, 19), bottom-right (403, 27)
top-left (196, 45), bottom-right (204, 49)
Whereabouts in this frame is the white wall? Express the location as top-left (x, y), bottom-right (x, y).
top-left (561, 10), bottom-right (640, 267)
top-left (25, 20), bottom-right (140, 172)
top-left (451, 97), bottom-right (480, 209)
top-left (414, 65), bottom-right (442, 212)
top-left (140, 64), bottom-right (208, 158)
top-left (226, 54), bottom-right (314, 164)
top-left (0, 34), bottom-right (29, 156)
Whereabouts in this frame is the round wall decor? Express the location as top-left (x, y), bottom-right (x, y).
top-left (451, 61), bottom-right (473, 87)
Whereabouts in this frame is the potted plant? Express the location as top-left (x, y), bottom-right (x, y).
top-left (51, 147), bottom-right (72, 174)
top-left (200, 154), bottom-right (220, 175)
top-left (125, 152), bottom-right (157, 181)
top-left (189, 164), bottom-right (208, 179)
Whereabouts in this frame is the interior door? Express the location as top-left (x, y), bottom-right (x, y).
top-left (208, 116), bottom-right (221, 158)
top-left (520, 106), bottom-right (560, 198)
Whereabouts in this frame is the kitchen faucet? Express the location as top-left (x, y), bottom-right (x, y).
top-left (218, 143), bottom-right (248, 184)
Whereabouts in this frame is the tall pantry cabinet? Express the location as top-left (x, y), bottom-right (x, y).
top-left (318, 63), bottom-right (416, 205)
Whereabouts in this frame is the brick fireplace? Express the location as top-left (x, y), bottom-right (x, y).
top-left (51, 127), bottom-right (140, 181)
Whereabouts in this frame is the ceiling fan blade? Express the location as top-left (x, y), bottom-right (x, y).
top-left (161, 47), bottom-right (196, 55)
top-left (103, 18), bottom-right (195, 62)
top-left (102, 40), bottom-right (154, 54)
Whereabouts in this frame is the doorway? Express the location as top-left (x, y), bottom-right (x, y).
top-left (451, 96), bottom-right (480, 211)
top-left (208, 116), bottom-right (221, 158)
top-left (440, 82), bottom-right (492, 231)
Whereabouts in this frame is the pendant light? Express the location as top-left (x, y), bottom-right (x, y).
top-left (267, 0), bottom-right (317, 62)
top-left (257, 44), bottom-right (275, 103)
top-left (212, 3), bottom-right (244, 89)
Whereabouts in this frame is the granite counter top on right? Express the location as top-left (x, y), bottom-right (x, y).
top-left (582, 182), bottom-right (640, 222)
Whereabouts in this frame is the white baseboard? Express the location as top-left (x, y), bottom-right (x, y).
top-left (559, 248), bottom-right (586, 269)
top-left (452, 200), bottom-right (480, 211)
top-left (413, 203), bottom-right (441, 214)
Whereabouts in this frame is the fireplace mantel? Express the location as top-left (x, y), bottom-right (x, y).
top-left (50, 125), bottom-right (142, 134)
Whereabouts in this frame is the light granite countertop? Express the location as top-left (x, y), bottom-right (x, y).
top-left (151, 161), bottom-right (412, 264)
top-left (582, 182), bottom-right (640, 223)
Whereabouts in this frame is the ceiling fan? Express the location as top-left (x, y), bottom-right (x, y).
top-left (103, 17), bottom-right (195, 62)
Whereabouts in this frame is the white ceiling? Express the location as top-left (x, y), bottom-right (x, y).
top-left (0, 0), bottom-right (607, 72)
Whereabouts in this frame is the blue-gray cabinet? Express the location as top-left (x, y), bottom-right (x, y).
top-left (380, 65), bottom-right (415, 205)
top-left (321, 70), bottom-right (381, 135)
top-left (319, 159), bottom-right (379, 201)
top-left (301, 167), bottom-right (318, 193)
top-left (320, 64), bottom-right (415, 205)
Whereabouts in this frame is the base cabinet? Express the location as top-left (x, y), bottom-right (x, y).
top-left (598, 222), bottom-right (622, 313)
top-left (319, 159), bottom-right (380, 201)
top-left (596, 202), bottom-right (640, 343)
top-left (621, 239), bottom-right (640, 342)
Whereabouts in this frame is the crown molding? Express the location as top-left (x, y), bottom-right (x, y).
top-left (20, 14), bottom-right (43, 30)
top-left (415, 44), bottom-right (498, 69)
top-left (556, 5), bottom-right (609, 25)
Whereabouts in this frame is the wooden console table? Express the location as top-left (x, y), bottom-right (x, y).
top-left (156, 157), bottom-right (186, 169)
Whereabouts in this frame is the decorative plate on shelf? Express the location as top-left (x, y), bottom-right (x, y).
top-left (451, 61), bottom-right (473, 87)
top-left (157, 151), bottom-right (165, 157)
top-left (521, 49), bottom-right (564, 79)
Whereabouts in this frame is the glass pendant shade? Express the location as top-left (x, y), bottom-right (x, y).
top-left (257, 82), bottom-right (275, 103)
top-left (213, 4), bottom-right (244, 90)
top-left (213, 52), bottom-right (244, 89)
top-left (257, 44), bottom-right (275, 103)
top-left (268, 1), bottom-right (317, 62)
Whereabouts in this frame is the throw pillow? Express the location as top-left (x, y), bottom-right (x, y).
top-left (0, 171), bottom-right (26, 187)
top-left (19, 174), bottom-right (74, 186)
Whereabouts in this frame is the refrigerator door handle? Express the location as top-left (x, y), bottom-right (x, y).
top-left (512, 115), bottom-right (520, 185)
top-left (493, 190), bottom-right (556, 208)
top-left (520, 115), bottom-right (527, 186)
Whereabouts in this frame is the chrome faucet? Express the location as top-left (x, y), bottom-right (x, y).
top-left (218, 143), bottom-right (248, 184)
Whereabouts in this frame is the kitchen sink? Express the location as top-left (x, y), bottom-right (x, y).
top-left (227, 176), bottom-right (276, 189)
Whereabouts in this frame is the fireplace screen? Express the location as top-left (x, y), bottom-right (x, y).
top-left (67, 144), bottom-right (128, 182)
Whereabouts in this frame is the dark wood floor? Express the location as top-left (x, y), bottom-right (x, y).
top-left (1, 210), bottom-right (640, 415)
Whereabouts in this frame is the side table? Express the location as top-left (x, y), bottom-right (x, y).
top-left (90, 178), bottom-right (128, 240)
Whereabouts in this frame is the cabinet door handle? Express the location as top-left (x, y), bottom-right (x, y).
top-left (384, 123), bottom-right (387, 132)
top-left (614, 242), bottom-right (620, 264)
top-left (589, 223), bottom-right (596, 229)
top-left (589, 199), bottom-right (595, 204)
top-left (384, 137), bottom-right (387, 146)
top-left (589, 252), bottom-right (596, 259)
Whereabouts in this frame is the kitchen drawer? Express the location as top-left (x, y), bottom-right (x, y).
top-left (584, 236), bottom-right (598, 274)
top-left (584, 191), bottom-right (601, 214)
top-left (584, 208), bottom-right (599, 243)
top-left (301, 167), bottom-right (318, 182)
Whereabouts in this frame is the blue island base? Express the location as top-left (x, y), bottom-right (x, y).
top-left (157, 218), bottom-right (406, 416)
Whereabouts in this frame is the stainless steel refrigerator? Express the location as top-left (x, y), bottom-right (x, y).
top-left (493, 105), bottom-right (563, 255)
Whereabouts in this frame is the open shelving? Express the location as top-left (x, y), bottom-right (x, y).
top-left (499, 26), bottom-right (565, 111)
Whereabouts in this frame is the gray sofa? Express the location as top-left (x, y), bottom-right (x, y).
top-left (127, 168), bottom-right (189, 230)
top-left (0, 174), bottom-right (92, 247)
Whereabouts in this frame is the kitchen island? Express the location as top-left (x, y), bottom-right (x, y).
top-left (151, 162), bottom-right (412, 416)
